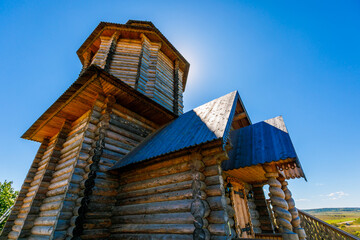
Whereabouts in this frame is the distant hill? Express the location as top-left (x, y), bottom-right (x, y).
top-left (303, 208), bottom-right (360, 213)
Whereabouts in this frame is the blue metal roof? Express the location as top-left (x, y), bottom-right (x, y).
top-left (111, 91), bottom-right (240, 170)
top-left (222, 116), bottom-right (306, 179)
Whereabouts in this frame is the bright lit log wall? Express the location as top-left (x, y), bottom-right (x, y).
top-left (111, 149), bottom-right (236, 240)
top-left (91, 33), bottom-right (184, 115)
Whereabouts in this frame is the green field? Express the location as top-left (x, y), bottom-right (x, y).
top-left (303, 208), bottom-right (360, 237)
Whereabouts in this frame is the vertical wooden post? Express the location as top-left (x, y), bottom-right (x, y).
top-left (190, 152), bottom-right (210, 240)
top-left (263, 164), bottom-right (299, 240)
top-left (279, 176), bottom-right (307, 240)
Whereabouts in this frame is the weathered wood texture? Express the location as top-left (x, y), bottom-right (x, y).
top-left (91, 33), bottom-right (184, 114)
top-left (7, 122), bottom-right (71, 239)
top-left (68, 96), bottom-right (154, 239)
top-left (1, 141), bottom-right (49, 239)
top-left (28, 113), bottom-right (91, 239)
top-left (111, 149), bottom-right (234, 239)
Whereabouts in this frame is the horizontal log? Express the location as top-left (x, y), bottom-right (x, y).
top-left (85, 211), bottom-right (112, 219)
top-left (40, 201), bottom-right (62, 211)
top-left (94, 178), bottom-right (118, 189)
top-left (43, 195), bottom-right (65, 204)
top-left (51, 172), bottom-right (72, 185)
top-left (120, 161), bottom-right (191, 184)
top-left (113, 199), bottom-right (192, 215)
top-left (104, 137), bottom-right (132, 152)
top-left (109, 233), bottom-right (193, 240)
top-left (117, 189), bottom-right (202, 206)
top-left (204, 165), bottom-right (219, 177)
top-left (208, 211), bottom-right (227, 224)
top-left (80, 229), bottom-right (110, 239)
top-left (117, 180), bottom-right (192, 199)
top-left (40, 210), bottom-right (58, 217)
top-left (55, 157), bottom-right (77, 172)
top-left (89, 195), bottom-right (117, 204)
top-left (31, 225), bottom-right (54, 235)
top-left (52, 165), bottom-right (74, 178)
top-left (111, 224), bottom-right (195, 234)
top-left (205, 175), bottom-right (220, 186)
top-left (208, 224), bottom-right (228, 236)
top-left (34, 216), bottom-right (56, 226)
top-left (119, 171), bottom-right (199, 192)
top-left (48, 179), bottom-right (69, 191)
top-left (112, 212), bottom-right (194, 224)
top-left (206, 185), bottom-right (222, 197)
top-left (108, 121), bottom-right (144, 142)
top-left (119, 154), bottom-right (190, 178)
top-left (83, 219), bottom-right (111, 229)
top-left (46, 186), bottom-right (67, 197)
top-left (207, 196), bottom-right (229, 210)
top-left (104, 129), bottom-right (139, 148)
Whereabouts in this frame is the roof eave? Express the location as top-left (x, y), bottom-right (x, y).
top-left (22, 65), bottom-right (177, 142)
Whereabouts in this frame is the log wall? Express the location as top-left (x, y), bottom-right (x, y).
top-left (69, 96), bottom-right (154, 239)
top-left (111, 148), bottom-right (235, 240)
top-left (91, 33), bottom-right (184, 115)
top-left (27, 114), bottom-right (91, 239)
top-left (1, 141), bottom-right (48, 239)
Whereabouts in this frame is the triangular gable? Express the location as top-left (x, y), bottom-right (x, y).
top-left (111, 91), bottom-right (248, 170)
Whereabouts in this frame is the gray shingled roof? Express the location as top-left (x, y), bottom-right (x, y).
top-left (111, 91), bottom-right (240, 170)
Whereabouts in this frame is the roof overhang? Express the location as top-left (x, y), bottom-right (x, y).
top-left (77, 20), bottom-right (190, 90)
top-left (22, 65), bottom-right (176, 142)
top-left (223, 116), bottom-right (306, 183)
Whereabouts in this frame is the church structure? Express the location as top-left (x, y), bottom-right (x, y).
top-left (1, 20), bottom-right (313, 240)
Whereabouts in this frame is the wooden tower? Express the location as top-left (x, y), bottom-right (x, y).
top-left (1, 20), bottom-right (189, 240)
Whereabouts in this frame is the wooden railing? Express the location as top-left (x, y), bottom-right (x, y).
top-left (298, 209), bottom-right (359, 240)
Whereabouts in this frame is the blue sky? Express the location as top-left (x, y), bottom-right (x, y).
top-left (0, 0), bottom-right (359, 209)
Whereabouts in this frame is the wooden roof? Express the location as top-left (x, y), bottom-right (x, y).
top-left (76, 20), bottom-right (190, 90)
top-left (22, 65), bottom-right (176, 142)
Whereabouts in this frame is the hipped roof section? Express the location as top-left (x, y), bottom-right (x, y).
top-left (222, 116), bottom-right (306, 180)
top-left (22, 65), bottom-right (176, 142)
top-left (111, 91), bottom-right (251, 170)
top-left (77, 20), bottom-right (190, 90)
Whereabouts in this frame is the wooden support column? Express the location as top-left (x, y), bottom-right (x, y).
top-left (279, 176), bottom-right (307, 240)
top-left (190, 152), bottom-right (210, 240)
top-left (263, 164), bottom-right (299, 240)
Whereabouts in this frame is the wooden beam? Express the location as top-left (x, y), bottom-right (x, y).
top-left (233, 112), bottom-right (247, 122)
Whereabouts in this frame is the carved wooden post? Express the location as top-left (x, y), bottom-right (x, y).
top-left (279, 177), bottom-right (307, 240)
top-left (263, 164), bottom-right (299, 240)
top-left (190, 152), bottom-right (210, 240)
